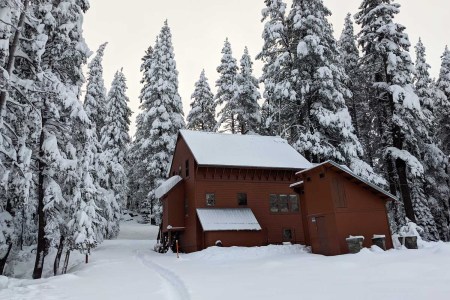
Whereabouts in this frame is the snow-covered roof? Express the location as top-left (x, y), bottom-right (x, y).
top-left (179, 130), bottom-right (312, 170)
top-left (196, 208), bottom-right (262, 231)
top-left (296, 161), bottom-right (398, 201)
top-left (155, 176), bottom-right (183, 199)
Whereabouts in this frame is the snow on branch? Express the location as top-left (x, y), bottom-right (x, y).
top-left (385, 147), bottom-right (424, 177)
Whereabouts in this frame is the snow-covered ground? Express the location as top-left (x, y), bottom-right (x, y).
top-left (1, 220), bottom-right (450, 300)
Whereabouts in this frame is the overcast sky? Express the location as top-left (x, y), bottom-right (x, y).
top-left (83, 0), bottom-right (450, 135)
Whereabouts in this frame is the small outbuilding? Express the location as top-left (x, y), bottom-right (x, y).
top-left (291, 161), bottom-right (396, 255)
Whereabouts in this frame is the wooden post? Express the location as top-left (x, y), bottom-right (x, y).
top-left (176, 240), bottom-right (179, 258)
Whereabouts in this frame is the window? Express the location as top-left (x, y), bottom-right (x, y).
top-left (279, 195), bottom-right (289, 212)
top-left (319, 173), bottom-right (325, 179)
top-left (283, 228), bottom-right (293, 242)
top-left (270, 194), bottom-right (278, 213)
top-left (289, 195), bottom-right (299, 212)
top-left (237, 193), bottom-right (247, 206)
top-left (206, 193), bottom-right (215, 206)
top-left (185, 160), bottom-right (189, 177)
top-left (270, 194), bottom-right (300, 213)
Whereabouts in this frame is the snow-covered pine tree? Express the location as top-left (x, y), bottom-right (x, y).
top-left (186, 70), bottom-right (217, 131)
top-left (256, 0), bottom-right (292, 136)
top-left (0, 0), bottom-right (34, 275)
top-left (356, 0), bottom-right (439, 237)
top-left (414, 40), bottom-right (450, 241)
top-left (234, 47), bottom-right (261, 134)
top-left (135, 21), bottom-right (185, 223)
top-left (66, 124), bottom-right (103, 269)
top-left (436, 46), bottom-right (450, 154)
top-left (127, 45), bottom-right (154, 214)
top-left (285, 0), bottom-right (384, 186)
top-left (83, 42), bottom-right (108, 135)
top-left (31, 0), bottom-right (92, 279)
top-left (215, 38), bottom-right (239, 133)
top-left (338, 14), bottom-right (363, 138)
top-left (99, 69), bottom-right (132, 238)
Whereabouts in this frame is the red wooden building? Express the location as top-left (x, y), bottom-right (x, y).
top-left (157, 130), bottom-right (397, 255)
top-left (291, 161), bottom-right (396, 255)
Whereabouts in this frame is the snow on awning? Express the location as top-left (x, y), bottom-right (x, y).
top-left (155, 175), bottom-right (183, 199)
top-left (197, 208), bottom-right (262, 231)
top-left (289, 181), bottom-right (304, 188)
top-left (179, 130), bottom-right (312, 170)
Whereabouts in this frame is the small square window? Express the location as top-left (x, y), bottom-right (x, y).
top-left (289, 195), bottom-right (299, 212)
top-left (237, 193), bottom-right (247, 206)
top-left (283, 228), bottom-right (293, 242)
top-left (319, 173), bottom-right (325, 178)
top-left (206, 193), bottom-right (215, 206)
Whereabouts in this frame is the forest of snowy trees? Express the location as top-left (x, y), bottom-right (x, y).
top-left (0, 0), bottom-right (449, 280)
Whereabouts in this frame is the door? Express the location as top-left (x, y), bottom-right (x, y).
top-left (314, 216), bottom-right (330, 255)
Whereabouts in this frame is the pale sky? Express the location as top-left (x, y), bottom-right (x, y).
top-left (83, 0), bottom-right (450, 135)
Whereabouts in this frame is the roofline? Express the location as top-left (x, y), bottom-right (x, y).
top-left (296, 160), bottom-right (399, 202)
top-left (179, 130), bottom-right (312, 170)
top-left (196, 164), bottom-right (308, 171)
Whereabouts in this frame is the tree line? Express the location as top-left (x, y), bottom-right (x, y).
top-left (0, 1), bottom-right (131, 278)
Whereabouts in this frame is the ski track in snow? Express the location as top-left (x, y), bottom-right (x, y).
top-left (135, 250), bottom-right (190, 300)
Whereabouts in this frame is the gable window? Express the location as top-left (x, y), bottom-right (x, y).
top-left (237, 193), bottom-right (247, 206)
top-left (206, 193), bottom-right (215, 206)
top-left (270, 194), bottom-right (300, 213)
top-left (185, 159), bottom-right (190, 177)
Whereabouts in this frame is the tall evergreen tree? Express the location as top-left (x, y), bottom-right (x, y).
top-left (234, 47), bottom-right (261, 134)
top-left (135, 21), bottom-right (185, 223)
top-left (414, 40), bottom-right (450, 240)
top-left (285, 0), bottom-right (384, 185)
top-left (84, 42), bottom-right (108, 135)
top-left (355, 0), bottom-right (440, 237)
top-left (186, 70), bottom-right (217, 131)
top-left (99, 69), bottom-right (132, 237)
top-left (215, 38), bottom-right (239, 133)
top-left (32, 0), bottom-right (92, 279)
top-left (338, 14), bottom-right (362, 137)
top-left (338, 13), bottom-right (376, 167)
top-left (127, 45), bottom-right (154, 213)
top-left (436, 46), bottom-right (450, 154)
top-left (257, 0), bottom-right (292, 136)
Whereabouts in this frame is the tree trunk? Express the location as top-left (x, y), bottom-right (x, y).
top-left (32, 117), bottom-right (47, 279)
top-left (62, 250), bottom-right (71, 274)
top-left (85, 254), bottom-right (88, 264)
top-left (395, 157), bottom-right (416, 222)
top-left (231, 115), bottom-right (235, 134)
top-left (0, 243), bottom-right (13, 275)
top-left (53, 236), bottom-right (65, 276)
